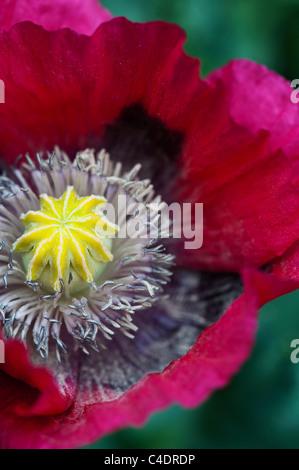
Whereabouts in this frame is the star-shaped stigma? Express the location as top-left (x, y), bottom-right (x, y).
top-left (13, 186), bottom-right (119, 292)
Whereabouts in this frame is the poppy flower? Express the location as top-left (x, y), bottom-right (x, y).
top-left (0, 0), bottom-right (299, 449)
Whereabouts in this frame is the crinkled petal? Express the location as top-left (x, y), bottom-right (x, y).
top-left (173, 59), bottom-right (299, 271)
top-left (269, 238), bottom-right (299, 281)
top-left (0, 18), bottom-right (200, 164)
top-left (177, 142), bottom-right (299, 271)
top-left (0, 336), bottom-right (76, 416)
top-left (0, 0), bottom-right (112, 34)
top-left (206, 59), bottom-right (299, 162)
top-left (0, 336), bottom-right (77, 448)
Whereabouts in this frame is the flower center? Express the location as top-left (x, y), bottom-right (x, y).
top-left (12, 186), bottom-right (119, 294)
top-left (0, 148), bottom-right (174, 360)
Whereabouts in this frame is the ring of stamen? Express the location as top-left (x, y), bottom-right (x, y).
top-left (0, 148), bottom-right (174, 361)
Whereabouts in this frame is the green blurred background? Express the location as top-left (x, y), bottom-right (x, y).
top-left (86, 0), bottom-right (299, 449)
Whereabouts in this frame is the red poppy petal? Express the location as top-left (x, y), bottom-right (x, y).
top-left (64, 269), bottom-right (299, 449)
top-left (177, 138), bottom-right (299, 272)
top-left (0, 338), bottom-right (74, 418)
top-left (0, 0), bottom-right (112, 34)
top-left (70, 269), bottom-right (297, 447)
top-left (0, 269), bottom-right (297, 449)
top-left (269, 237), bottom-right (299, 281)
top-left (165, 59), bottom-right (299, 272)
top-left (0, 18), bottom-right (200, 164)
top-left (206, 59), bottom-right (299, 161)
